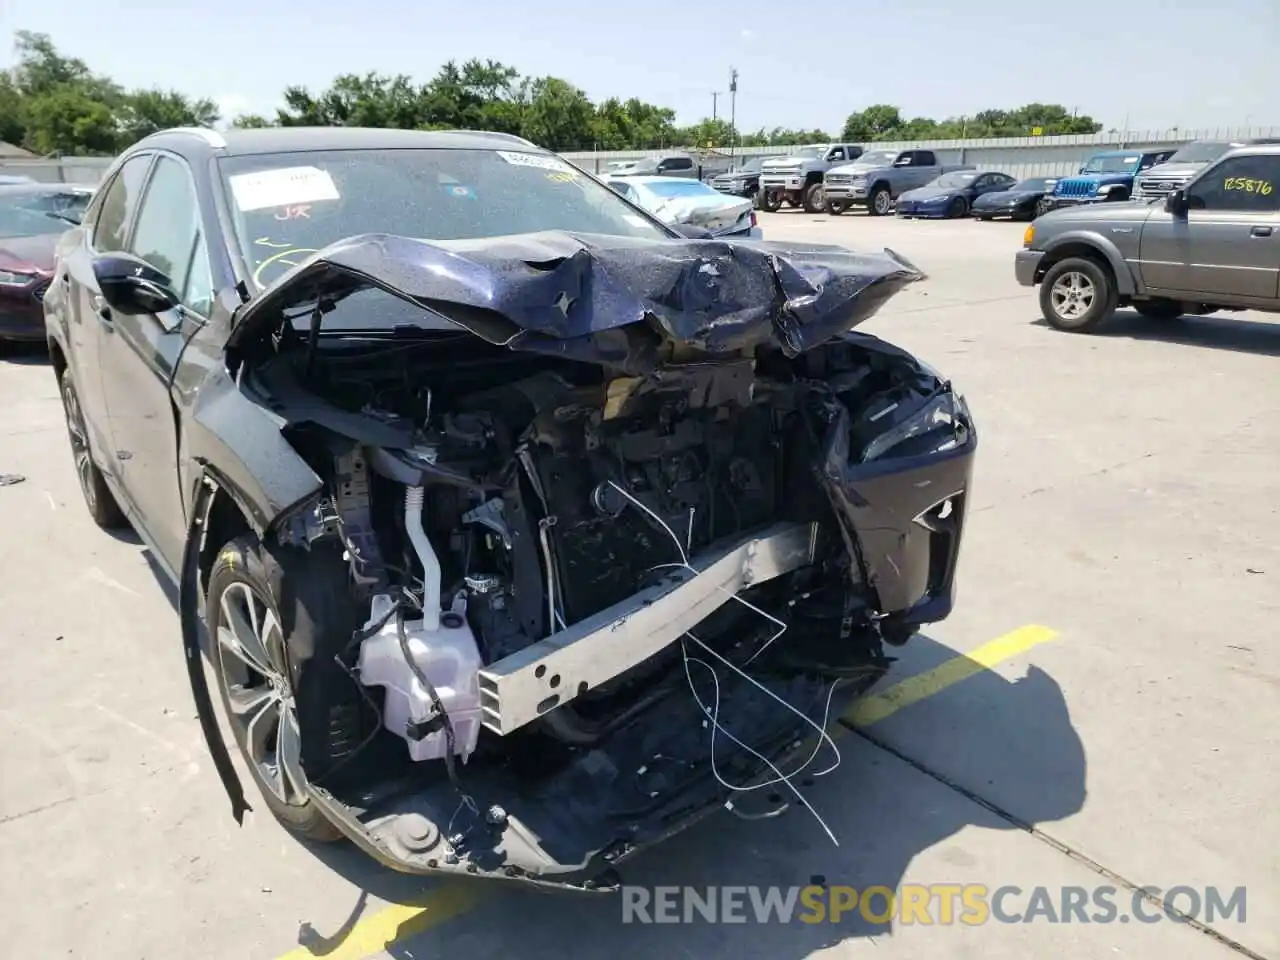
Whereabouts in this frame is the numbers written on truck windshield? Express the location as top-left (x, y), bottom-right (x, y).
top-left (1224, 177), bottom-right (1274, 196)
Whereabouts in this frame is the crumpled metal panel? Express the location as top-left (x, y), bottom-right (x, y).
top-left (228, 231), bottom-right (924, 360)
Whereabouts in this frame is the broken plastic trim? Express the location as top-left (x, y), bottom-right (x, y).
top-left (477, 522), bottom-right (819, 736)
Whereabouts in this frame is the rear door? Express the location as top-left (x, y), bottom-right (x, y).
top-left (1138, 153), bottom-right (1280, 303)
top-left (97, 152), bottom-right (215, 572)
top-left (60, 152), bottom-right (154, 471)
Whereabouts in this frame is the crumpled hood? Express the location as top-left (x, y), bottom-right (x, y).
top-left (649, 194), bottom-right (754, 234)
top-left (228, 231), bottom-right (924, 364)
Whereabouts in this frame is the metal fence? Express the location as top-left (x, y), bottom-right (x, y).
top-left (5, 125), bottom-right (1278, 186)
top-left (562, 126), bottom-right (1280, 179)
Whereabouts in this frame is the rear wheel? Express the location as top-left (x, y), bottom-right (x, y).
top-left (1039, 257), bottom-right (1117, 333)
top-left (802, 182), bottom-right (825, 213)
top-left (58, 369), bottom-right (127, 530)
top-left (1133, 299), bottom-right (1184, 321)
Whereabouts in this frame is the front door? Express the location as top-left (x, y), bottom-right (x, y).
top-left (1138, 152), bottom-right (1280, 303)
top-left (97, 153), bottom-right (216, 574)
top-left (62, 153), bottom-right (154, 470)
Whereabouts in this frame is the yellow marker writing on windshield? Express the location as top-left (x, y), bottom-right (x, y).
top-left (252, 246), bottom-right (319, 288)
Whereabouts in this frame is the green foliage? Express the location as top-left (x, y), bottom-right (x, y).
top-left (841, 102), bottom-right (1102, 141)
top-left (0, 30), bottom-right (1103, 157)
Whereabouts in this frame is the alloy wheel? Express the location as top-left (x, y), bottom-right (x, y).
top-left (61, 378), bottom-right (97, 514)
top-left (874, 191), bottom-right (891, 215)
top-left (1049, 271), bottom-right (1095, 321)
top-left (215, 581), bottom-right (308, 808)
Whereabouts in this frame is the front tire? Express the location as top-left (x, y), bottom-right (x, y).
top-left (58, 369), bottom-right (127, 530)
top-left (1035, 197), bottom-right (1054, 218)
top-left (802, 182), bottom-right (825, 213)
top-left (207, 534), bottom-right (365, 844)
top-left (946, 196), bottom-right (969, 218)
top-left (868, 186), bottom-right (892, 217)
top-left (1039, 257), bottom-right (1118, 332)
top-left (758, 188), bottom-right (782, 213)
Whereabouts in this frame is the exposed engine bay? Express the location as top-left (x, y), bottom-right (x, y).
top-left (200, 231), bottom-right (976, 888)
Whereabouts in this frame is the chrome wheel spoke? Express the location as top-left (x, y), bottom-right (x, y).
top-left (276, 705), bottom-right (308, 805)
top-left (218, 584), bottom-right (274, 676)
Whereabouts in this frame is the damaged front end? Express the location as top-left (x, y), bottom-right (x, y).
top-left (192, 230), bottom-right (975, 889)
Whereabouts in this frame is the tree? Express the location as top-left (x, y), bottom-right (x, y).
top-left (231, 114), bottom-right (273, 129)
top-left (118, 89), bottom-right (220, 143)
top-left (841, 105), bottom-right (903, 141)
top-left (520, 77), bottom-right (594, 151)
top-left (20, 87), bottom-right (118, 155)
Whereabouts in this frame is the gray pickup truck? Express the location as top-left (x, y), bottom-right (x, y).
top-left (1015, 143), bottom-right (1280, 332)
top-left (757, 143), bottom-right (864, 213)
top-left (823, 149), bottom-right (974, 215)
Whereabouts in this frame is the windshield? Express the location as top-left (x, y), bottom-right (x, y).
top-left (851, 150), bottom-right (899, 167)
top-left (627, 158), bottom-right (659, 174)
top-left (932, 172), bottom-right (977, 188)
top-left (217, 148), bottom-right (670, 289)
top-left (1013, 177), bottom-right (1054, 192)
top-left (734, 157), bottom-right (767, 173)
top-left (1081, 154), bottom-right (1140, 174)
top-left (790, 147), bottom-right (823, 159)
top-left (0, 188), bottom-right (91, 239)
top-left (1167, 141), bottom-right (1238, 164)
top-left (642, 179), bottom-right (716, 199)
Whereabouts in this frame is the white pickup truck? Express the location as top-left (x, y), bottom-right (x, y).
top-left (757, 143), bottom-right (864, 213)
top-left (824, 149), bottom-right (974, 216)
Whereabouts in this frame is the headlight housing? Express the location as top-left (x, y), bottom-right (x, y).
top-left (862, 390), bottom-right (971, 462)
top-left (0, 269), bottom-right (36, 286)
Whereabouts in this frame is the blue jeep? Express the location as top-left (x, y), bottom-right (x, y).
top-left (1043, 148), bottom-right (1176, 211)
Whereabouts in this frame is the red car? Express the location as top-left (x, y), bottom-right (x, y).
top-left (0, 183), bottom-right (93, 345)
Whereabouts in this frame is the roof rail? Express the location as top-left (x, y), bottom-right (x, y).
top-left (436, 129), bottom-right (539, 149)
top-left (161, 127), bottom-right (228, 149)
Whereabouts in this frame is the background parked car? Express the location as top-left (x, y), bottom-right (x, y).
top-left (605, 175), bottom-right (761, 238)
top-left (757, 143), bottom-right (863, 213)
top-left (896, 170), bottom-right (1017, 219)
top-left (1044, 149), bottom-right (1176, 210)
top-left (608, 152), bottom-right (699, 179)
top-left (0, 183), bottom-right (93, 345)
top-left (709, 155), bottom-right (780, 201)
top-left (1016, 142), bottom-right (1280, 332)
top-left (971, 176), bottom-right (1059, 220)
top-left (824, 149), bottom-right (975, 216)
top-left (1133, 136), bottom-right (1280, 201)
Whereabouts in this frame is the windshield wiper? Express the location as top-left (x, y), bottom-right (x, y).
top-left (44, 211), bottom-right (82, 226)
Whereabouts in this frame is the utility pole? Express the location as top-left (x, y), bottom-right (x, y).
top-left (711, 91), bottom-right (720, 122)
top-left (729, 67), bottom-right (738, 164)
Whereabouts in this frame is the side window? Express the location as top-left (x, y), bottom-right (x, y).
top-left (127, 156), bottom-right (215, 316)
top-left (662, 157), bottom-right (693, 172)
top-left (1187, 155), bottom-right (1280, 214)
top-left (914, 151), bottom-right (938, 166)
top-left (893, 153), bottom-right (912, 167)
top-left (92, 155), bottom-right (151, 252)
top-left (827, 147), bottom-right (845, 161)
top-left (972, 175), bottom-right (992, 190)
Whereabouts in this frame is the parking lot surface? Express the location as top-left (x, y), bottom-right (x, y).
top-left (1, 209), bottom-right (1276, 960)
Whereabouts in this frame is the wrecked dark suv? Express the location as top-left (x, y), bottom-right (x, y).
top-left (43, 127), bottom-right (976, 891)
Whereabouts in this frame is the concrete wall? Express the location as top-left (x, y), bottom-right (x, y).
top-left (5, 125), bottom-right (1277, 185)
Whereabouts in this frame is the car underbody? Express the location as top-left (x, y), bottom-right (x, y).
top-left (179, 230), bottom-right (976, 891)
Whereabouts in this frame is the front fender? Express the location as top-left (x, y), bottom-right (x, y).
top-left (178, 363), bottom-right (323, 537)
top-left (1043, 230), bottom-right (1139, 296)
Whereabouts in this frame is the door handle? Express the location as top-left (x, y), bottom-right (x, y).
top-left (91, 295), bottom-right (114, 329)
top-left (1250, 225), bottom-right (1273, 237)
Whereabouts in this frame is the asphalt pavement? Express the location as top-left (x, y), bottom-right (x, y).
top-left (0, 209), bottom-right (1276, 960)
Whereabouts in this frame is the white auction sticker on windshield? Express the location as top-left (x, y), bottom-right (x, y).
top-left (496, 150), bottom-right (575, 174)
top-left (228, 166), bottom-right (340, 212)
top-left (622, 214), bottom-right (649, 228)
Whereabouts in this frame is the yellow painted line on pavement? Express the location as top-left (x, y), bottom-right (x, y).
top-left (270, 622), bottom-right (1057, 960)
top-left (842, 623), bottom-right (1059, 728)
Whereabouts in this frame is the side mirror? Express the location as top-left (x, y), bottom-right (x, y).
top-left (92, 253), bottom-right (181, 316)
top-left (1165, 189), bottom-right (1189, 216)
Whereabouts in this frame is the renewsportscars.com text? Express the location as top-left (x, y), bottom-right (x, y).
top-left (620, 884), bottom-right (1248, 926)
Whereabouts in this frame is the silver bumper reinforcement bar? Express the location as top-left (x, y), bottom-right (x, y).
top-left (477, 521), bottom-right (819, 736)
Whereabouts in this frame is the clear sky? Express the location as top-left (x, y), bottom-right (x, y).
top-left (2, 0), bottom-right (1277, 134)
